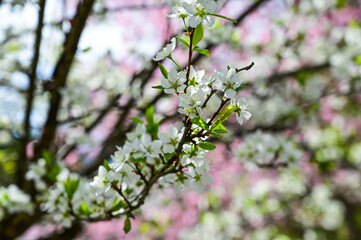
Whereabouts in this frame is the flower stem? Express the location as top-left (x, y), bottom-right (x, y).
top-left (168, 56), bottom-right (182, 70)
top-left (184, 28), bottom-right (195, 92)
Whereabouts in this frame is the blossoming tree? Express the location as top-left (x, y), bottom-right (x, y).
top-left (0, 0), bottom-right (361, 239)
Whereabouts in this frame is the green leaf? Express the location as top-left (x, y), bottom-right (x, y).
top-left (103, 160), bottom-right (111, 171)
top-left (164, 153), bottom-right (174, 161)
top-left (139, 223), bottom-right (151, 234)
top-left (354, 55), bottom-right (361, 65)
top-left (45, 164), bottom-right (61, 182)
top-left (42, 150), bottom-right (53, 167)
top-left (209, 131), bottom-right (225, 142)
top-left (158, 62), bottom-right (168, 79)
top-left (199, 141), bottom-right (216, 150)
top-left (212, 123), bottom-right (228, 134)
top-left (194, 48), bottom-right (209, 56)
top-left (64, 178), bottom-right (80, 201)
top-left (349, 20), bottom-right (360, 29)
top-left (336, 0), bottom-right (346, 8)
top-left (235, 85), bottom-right (251, 91)
top-left (124, 217), bottom-right (132, 233)
top-left (8, 43), bottom-right (21, 52)
top-left (151, 85), bottom-right (165, 90)
top-left (176, 36), bottom-right (190, 48)
top-left (295, 72), bottom-right (311, 86)
top-left (130, 156), bottom-right (146, 164)
top-left (145, 105), bottom-right (160, 139)
top-left (209, 13), bottom-right (237, 23)
top-left (146, 124), bottom-right (159, 139)
top-left (82, 47), bottom-right (92, 52)
top-left (191, 117), bottom-right (209, 131)
top-left (145, 106), bottom-right (155, 125)
top-left (211, 103), bottom-right (237, 131)
top-left (192, 24), bottom-right (204, 46)
top-left (112, 199), bottom-right (127, 212)
top-left (79, 201), bottom-right (92, 216)
top-left (130, 117), bottom-right (143, 124)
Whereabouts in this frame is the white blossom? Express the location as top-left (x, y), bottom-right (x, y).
top-left (232, 98), bottom-right (252, 125)
top-left (213, 68), bottom-right (243, 99)
top-left (161, 68), bottom-right (187, 94)
top-left (178, 85), bottom-right (210, 119)
top-left (140, 134), bottom-right (162, 164)
top-left (153, 37), bottom-right (176, 61)
top-left (159, 124), bottom-right (181, 153)
top-left (170, 0), bottom-right (217, 28)
top-left (187, 163), bottom-right (212, 194)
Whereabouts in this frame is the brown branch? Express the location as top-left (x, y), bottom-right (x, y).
top-left (17, 0), bottom-right (46, 187)
top-left (34, 0), bottom-right (96, 159)
top-left (95, 3), bottom-right (167, 15)
top-left (184, 28), bottom-right (195, 91)
top-left (235, 61), bottom-right (255, 72)
top-left (78, 0), bottom-right (271, 175)
top-left (266, 62), bottom-right (330, 85)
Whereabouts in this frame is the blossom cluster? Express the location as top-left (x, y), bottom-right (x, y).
top-left (234, 131), bottom-right (303, 168)
top-left (0, 184), bottom-right (34, 221)
top-left (170, 0), bottom-right (217, 28)
top-left (26, 159), bottom-right (102, 227)
top-left (4, 0), bottom-right (252, 231)
top-left (178, 170), bottom-right (345, 240)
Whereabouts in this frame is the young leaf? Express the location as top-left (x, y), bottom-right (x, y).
top-left (103, 159), bottom-right (111, 171)
top-left (145, 106), bottom-right (155, 126)
top-left (194, 48), bottom-right (209, 56)
top-left (151, 85), bottom-right (165, 90)
top-left (112, 199), bottom-right (127, 212)
top-left (79, 201), bottom-right (92, 216)
top-left (336, 0), bottom-right (346, 8)
top-left (130, 117), bottom-right (143, 124)
top-left (354, 55), bottom-right (361, 65)
top-left (64, 178), bottom-right (80, 201)
top-left (145, 106), bottom-right (159, 139)
top-left (211, 103), bottom-right (237, 131)
top-left (191, 117), bottom-right (209, 131)
top-left (158, 62), bottom-right (168, 79)
top-left (42, 150), bottom-right (53, 167)
top-left (209, 13), bottom-right (237, 23)
top-left (124, 217), bottom-right (132, 233)
top-left (209, 131), bottom-right (225, 142)
top-left (235, 85), bottom-right (251, 91)
top-left (199, 141), bottom-right (216, 150)
top-left (82, 47), bottom-right (92, 52)
top-left (212, 123), bottom-right (228, 134)
top-left (192, 24), bottom-right (204, 46)
top-left (45, 164), bottom-right (61, 182)
top-left (176, 36), bottom-right (190, 48)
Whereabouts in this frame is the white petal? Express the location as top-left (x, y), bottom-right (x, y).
top-left (161, 78), bottom-right (171, 88)
top-left (205, 1), bottom-right (217, 13)
top-left (174, 182), bottom-right (185, 195)
top-left (164, 88), bottom-right (175, 94)
top-left (225, 89), bottom-right (236, 99)
top-left (163, 144), bottom-right (174, 153)
top-left (213, 79), bottom-right (223, 90)
top-left (236, 115), bottom-right (244, 125)
top-left (182, 3), bottom-right (197, 15)
top-left (226, 68), bottom-right (236, 79)
top-left (189, 16), bottom-right (201, 28)
top-left (176, 84), bottom-right (186, 92)
top-left (203, 15), bottom-right (215, 28)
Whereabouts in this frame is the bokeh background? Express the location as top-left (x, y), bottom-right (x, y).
top-left (1, 0), bottom-right (361, 239)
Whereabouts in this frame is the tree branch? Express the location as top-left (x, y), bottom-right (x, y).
top-left (17, 0), bottom-right (46, 187)
top-left (84, 0), bottom-right (271, 173)
top-left (34, 0), bottom-right (96, 159)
